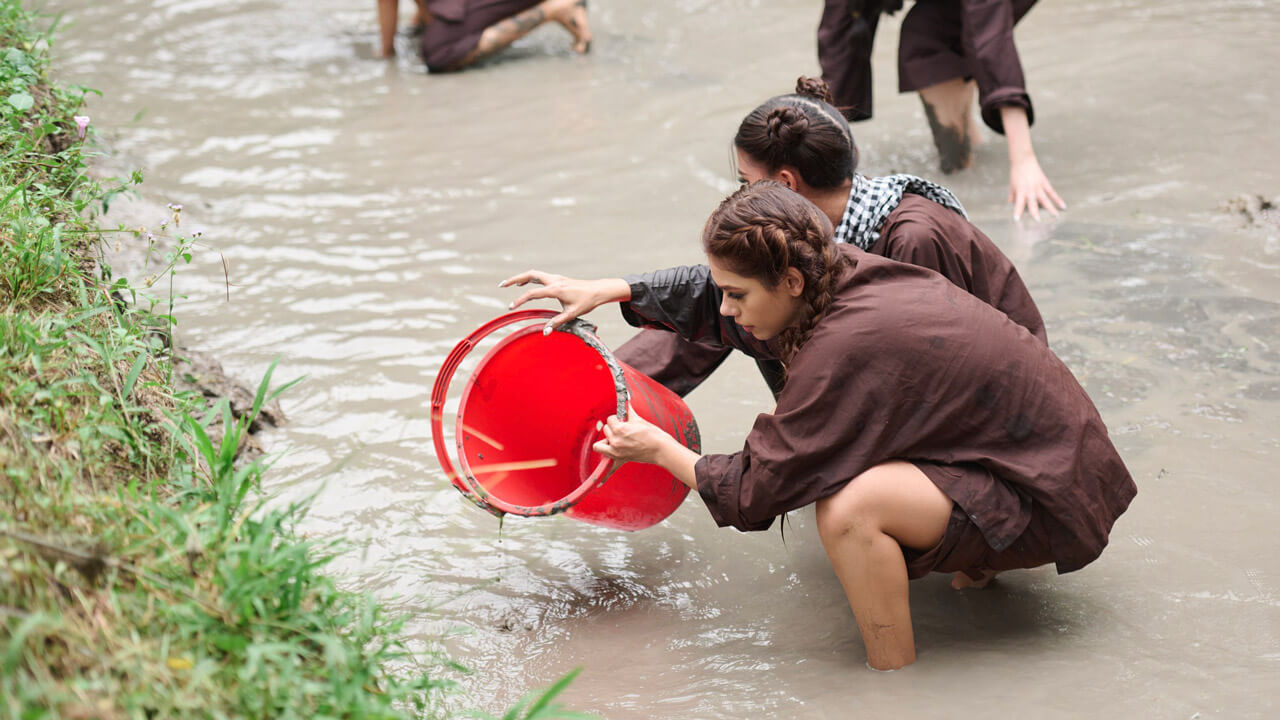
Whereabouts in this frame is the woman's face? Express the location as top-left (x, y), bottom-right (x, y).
top-left (707, 255), bottom-right (805, 341)
top-left (734, 147), bottom-right (774, 185)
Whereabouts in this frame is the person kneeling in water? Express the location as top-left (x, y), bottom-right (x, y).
top-left (377, 0), bottom-right (590, 71)
top-left (502, 181), bottom-right (1135, 670)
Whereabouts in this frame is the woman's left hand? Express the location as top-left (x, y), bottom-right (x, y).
top-left (1008, 154), bottom-right (1066, 222)
top-left (592, 410), bottom-right (672, 465)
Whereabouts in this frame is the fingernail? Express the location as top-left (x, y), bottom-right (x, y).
top-left (508, 302), bottom-right (515, 309)
top-left (595, 420), bottom-right (603, 431)
top-left (543, 325), bottom-right (552, 335)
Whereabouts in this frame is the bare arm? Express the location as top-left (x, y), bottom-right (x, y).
top-left (1002, 105), bottom-right (1066, 221)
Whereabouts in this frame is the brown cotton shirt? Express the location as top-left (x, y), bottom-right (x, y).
top-left (621, 247), bottom-right (1136, 574)
top-left (872, 194), bottom-right (1046, 343)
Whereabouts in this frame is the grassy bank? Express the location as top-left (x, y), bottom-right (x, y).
top-left (0, 4), bottom-right (583, 718)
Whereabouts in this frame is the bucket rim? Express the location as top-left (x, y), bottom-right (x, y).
top-left (455, 319), bottom-right (629, 517)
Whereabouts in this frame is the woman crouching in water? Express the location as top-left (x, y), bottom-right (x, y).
top-left (503, 182), bottom-right (1135, 670)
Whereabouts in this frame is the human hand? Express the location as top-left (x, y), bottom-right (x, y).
top-left (500, 270), bottom-right (631, 334)
top-left (591, 408), bottom-right (673, 465)
top-left (1008, 154), bottom-right (1066, 222)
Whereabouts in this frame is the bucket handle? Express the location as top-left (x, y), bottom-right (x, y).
top-left (430, 310), bottom-right (628, 518)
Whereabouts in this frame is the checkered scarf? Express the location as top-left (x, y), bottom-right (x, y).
top-left (833, 174), bottom-right (968, 249)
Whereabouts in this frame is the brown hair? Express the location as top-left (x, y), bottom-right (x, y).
top-left (733, 77), bottom-right (857, 190)
top-left (702, 181), bottom-right (850, 364)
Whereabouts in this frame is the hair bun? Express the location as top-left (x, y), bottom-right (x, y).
top-left (794, 76), bottom-right (834, 105)
top-left (765, 106), bottom-right (810, 149)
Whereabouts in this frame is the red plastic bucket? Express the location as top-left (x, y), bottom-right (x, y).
top-left (430, 310), bottom-right (700, 531)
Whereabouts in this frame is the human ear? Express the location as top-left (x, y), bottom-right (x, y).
top-left (776, 169), bottom-right (798, 191)
top-left (784, 267), bottom-right (805, 297)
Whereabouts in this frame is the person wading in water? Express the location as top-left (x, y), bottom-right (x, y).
top-left (377, 0), bottom-right (590, 71)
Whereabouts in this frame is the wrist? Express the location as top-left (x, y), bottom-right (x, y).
top-left (596, 278), bottom-right (632, 305)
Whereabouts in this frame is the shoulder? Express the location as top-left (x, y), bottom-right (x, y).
top-left (881, 194), bottom-right (972, 241)
top-left (877, 195), bottom-right (1006, 266)
top-left (816, 250), bottom-right (970, 340)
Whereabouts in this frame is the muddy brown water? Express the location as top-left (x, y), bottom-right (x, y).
top-left (52, 0), bottom-right (1278, 716)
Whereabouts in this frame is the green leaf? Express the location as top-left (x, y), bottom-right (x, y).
top-left (210, 632), bottom-right (249, 654)
top-left (7, 92), bottom-right (34, 111)
top-left (122, 352), bottom-right (147, 399)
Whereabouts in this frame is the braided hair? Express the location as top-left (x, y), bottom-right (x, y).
top-left (734, 76), bottom-right (858, 190)
top-left (702, 181), bottom-right (851, 366)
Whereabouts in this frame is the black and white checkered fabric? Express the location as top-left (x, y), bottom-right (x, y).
top-left (833, 174), bottom-right (968, 249)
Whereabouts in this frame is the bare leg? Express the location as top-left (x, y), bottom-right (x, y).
top-left (815, 461), bottom-right (953, 670)
top-left (964, 80), bottom-right (985, 148)
top-left (455, 0), bottom-right (591, 69)
top-left (377, 0), bottom-right (398, 57)
top-left (410, 0), bottom-right (431, 35)
top-left (918, 77), bottom-right (979, 174)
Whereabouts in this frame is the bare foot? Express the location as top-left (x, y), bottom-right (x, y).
top-left (548, 0), bottom-right (592, 54)
top-left (951, 569), bottom-right (998, 589)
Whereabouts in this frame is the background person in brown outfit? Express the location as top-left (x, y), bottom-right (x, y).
top-left (501, 182), bottom-right (1135, 670)
top-left (613, 77), bottom-right (1045, 399)
top-left (376, 0), bottom-right (590, 71)
top-left (818, 0), bottom-right (1064, 220)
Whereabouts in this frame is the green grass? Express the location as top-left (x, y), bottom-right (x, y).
top-left (0, 3), bottom-right (587, 718)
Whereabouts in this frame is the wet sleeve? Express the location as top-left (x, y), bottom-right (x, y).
top-left (693, 331), bottom-right (902, 531)
top-left (619, 266), bottom-right (722, 342)
top-left (962, 0), bottom-right (1034, 133)
top-left (612, 330), bottom-right (733, 398)
top-left (619, 266), bottom-right (770, 358)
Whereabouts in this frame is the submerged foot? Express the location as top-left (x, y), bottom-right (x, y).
top-left (951, 569), bottom-right (998, 590)
top-left (921, 94), bottom-right (967, 172)
top-left (549, 0), bottom-right (592, 53)
top-left (923, 103), bottom-right (973, 174)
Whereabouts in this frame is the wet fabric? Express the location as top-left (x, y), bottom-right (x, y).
top-left (420, 0), bottom-right (541, 72)
top-left (834, 173), bottom-right (967, 249)
top-left (612, 190), bottom-right (1046, 399)
top-left (902, 487), bottom-right (1058, 580)
top-left (819, 0), bottom-right (1038, 133)
top-left (620, 247), bottom-right (1136, 575)
top-left (611, 329), bottom-right (734, 398)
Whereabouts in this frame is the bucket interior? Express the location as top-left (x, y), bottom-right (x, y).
top-left (456, 328), bottom-right (618, 510)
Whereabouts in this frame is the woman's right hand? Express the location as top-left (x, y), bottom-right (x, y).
top-left (500, 270), bottom-right (632, 334)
